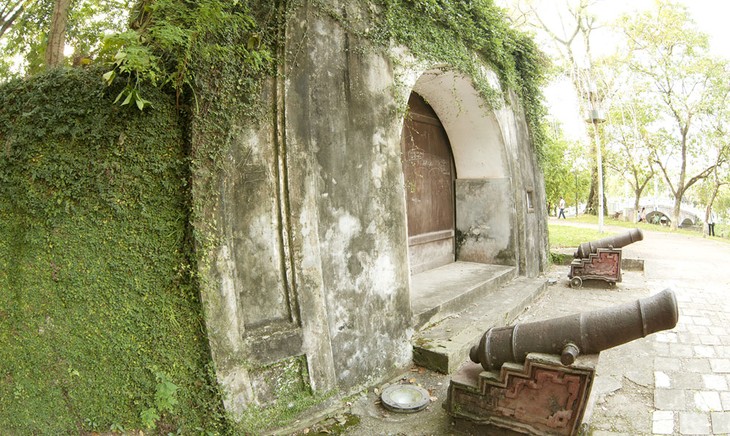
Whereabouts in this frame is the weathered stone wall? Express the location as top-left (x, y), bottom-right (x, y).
top-left (194, 0), bottom-right (548, 421)
top-left (284, 3), bottom-right (413, 391)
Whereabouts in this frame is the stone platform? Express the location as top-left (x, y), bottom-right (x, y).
top-left (410, 262), bottom-right (548, 373)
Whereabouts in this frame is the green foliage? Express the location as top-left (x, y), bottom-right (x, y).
top-left (366, 0), bottom-right (549, 158)
top-left (100, 0), bottom-right (547, 157)
top-left (542, 123), bottom-right (590, 213)
top-left (0, 67), bottom-right (228, 434)
top-left (102, 0), bottom-right (274, 111)
top-left (0, 0), bottom-right (134, 80)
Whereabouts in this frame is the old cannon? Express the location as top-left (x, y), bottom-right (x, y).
top-left (568, 228), bottom-right (643, 288)
top-left (448, 289), bottom-right (677, 435)
top-left (469, 289), bottom-right (678, 371)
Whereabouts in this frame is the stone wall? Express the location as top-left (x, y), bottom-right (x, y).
top-left (194, 0), bottom-right (548, 422)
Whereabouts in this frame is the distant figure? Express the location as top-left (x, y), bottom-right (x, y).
top-left (638, 207), bottom-right (645, 223)
top-left (558, 197), bottom-right (566, 219)
top-left (708, 210), bottom-right (716, 236)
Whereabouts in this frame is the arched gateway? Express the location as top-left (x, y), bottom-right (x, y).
top-left (197, 15), bottom-right (548, 420)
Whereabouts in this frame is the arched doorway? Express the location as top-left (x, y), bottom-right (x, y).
top-left (400, 92), bottom-right (456, 274)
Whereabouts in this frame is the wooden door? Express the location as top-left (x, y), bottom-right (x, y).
top-left (401, 93), bottom-right (456, 274)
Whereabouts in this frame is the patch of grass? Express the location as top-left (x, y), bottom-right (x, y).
top-left (548, 222), bottom-right (614, 250)
top-left (550, 215), bottom-right (730, 249)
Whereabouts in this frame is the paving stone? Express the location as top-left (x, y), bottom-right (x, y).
top-left (654, 341), bottom-right (670, 355)
top-left (678, 332), bottom-right (700, 344)
top-left (715, 345), bottom-right (730, 357)
top-left (652, 410), bottom-right (674, 434)
top-left (700, 335), bottom-right (722, 346)
top-left (710, 358), bottom-right (730, 373)
top-left (702, 374), bottom-right (728, 391)
top-left (693, 317), bottom-right (712, 326)
top-left (693, 345), bottom-right (716, 358)
top-left (669, 372), bottom-right (702, 390)
top-left (687, 324), bottom-right (710, 335)
top-left (721, 392), bottom-right (730, 411)
top-left (668, 343), bottom-right (694, 357)
top-left (679, 412), bottom-right (711, 434)
top-left (694, 391), bottom-right (722, 411)
top-left (655, 389), bottom-right (686, 410)
top-left (655, 356), bottom-right (681, 372)
top-left (656, 331), bottom-right (678, 343)
top-left (683, 358), bottom-right (711, 373)
top-left (655, 371), bottom-right (671, 388)
top-left (711, 411), bottom-right (730, 434)
top-left (708, 326), bottom-right (727, 336)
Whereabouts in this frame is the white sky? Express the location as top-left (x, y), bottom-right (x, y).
top-left (501, 0), bottom-right (730, 141)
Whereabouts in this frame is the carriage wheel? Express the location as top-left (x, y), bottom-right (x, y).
top-left (570, 276), bottom-right (583, 288)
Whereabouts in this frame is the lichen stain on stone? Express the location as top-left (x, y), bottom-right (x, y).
top-left (214, 244), bottom-right (242, 349)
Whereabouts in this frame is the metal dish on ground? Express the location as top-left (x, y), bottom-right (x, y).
top-left (380, 384), bottom-right (430, 413)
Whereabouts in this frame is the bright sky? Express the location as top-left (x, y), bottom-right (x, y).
top-left (500, 0), bottom-right (730, 141)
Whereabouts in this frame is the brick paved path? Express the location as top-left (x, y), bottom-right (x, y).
top-left (544, 222), bottom-right (730, 435)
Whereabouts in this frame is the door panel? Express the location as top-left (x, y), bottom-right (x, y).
top-left (401, 93), bottom-right (456, 274)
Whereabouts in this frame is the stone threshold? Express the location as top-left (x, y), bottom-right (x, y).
top-left (410, 262), bottom-right (548, 374)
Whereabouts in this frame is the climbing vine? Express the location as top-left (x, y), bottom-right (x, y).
top-left (0, 67), bottom-right (228, 433)
top-left (103, 0), bottom-right (548, 158)
top-left (369, 0), bottom-right (549, 159)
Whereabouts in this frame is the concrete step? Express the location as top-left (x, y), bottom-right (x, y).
top-left (411, 262), bottom-right (517, 331)
top-left (412, 275), bottom-right (548, 374)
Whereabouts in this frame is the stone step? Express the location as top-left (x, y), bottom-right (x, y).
top-left (412, 276), bottom-right (548, 374)
top-left (411, 262), bottom-right (517, 331)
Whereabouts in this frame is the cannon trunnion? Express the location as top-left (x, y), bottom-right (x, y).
top-left (569, 228), bottom-right (643, 288)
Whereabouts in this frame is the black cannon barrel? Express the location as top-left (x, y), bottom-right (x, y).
top-left (574, 228), bottom-right (643, 259)
top-left (469, 289), bottom-right (678, 371)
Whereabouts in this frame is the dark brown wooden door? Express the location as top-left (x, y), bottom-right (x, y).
top-left (401, 93), bottom-right (456, 274)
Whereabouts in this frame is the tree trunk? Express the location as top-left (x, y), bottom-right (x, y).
top-left (585, 166), bottom-right (597, 215)
top-left (45, 0), bottom-right (71, 68)
top-left (671, 193), bottom-right (682, 231)
top-left (584, 164), bottom-right (607, 216)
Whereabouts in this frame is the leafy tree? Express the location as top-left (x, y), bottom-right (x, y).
top-left (0, 0), bottom-right (132, 78)
top-left (542, 120), bottom-right (590, 216)
top-left (0, 0), bottom-right (28, 39)
top-left (504, 0), bottom-right (607, 215)
top-left (603, 82), bottom-right (657, 215)
top-left (619, 0), bottom-right (730, 229)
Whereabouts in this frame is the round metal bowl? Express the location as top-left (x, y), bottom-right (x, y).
top-left (380, 384), bottom-right (430, 413)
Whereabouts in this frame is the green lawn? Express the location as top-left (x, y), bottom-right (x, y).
top-left (549, 214), bottom-right (728, 250)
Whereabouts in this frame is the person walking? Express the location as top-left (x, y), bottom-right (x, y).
top-left (638, 207), bottom-right (645, 223)
top-left (708, 210), bottom-right (716, 236)
top-left (558, 197), bottom-right (566, 219)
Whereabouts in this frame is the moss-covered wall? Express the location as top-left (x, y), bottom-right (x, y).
top-left (0, 67), bottom-right (226, 434)
top-left (191, 1), bottom-right (548, 432)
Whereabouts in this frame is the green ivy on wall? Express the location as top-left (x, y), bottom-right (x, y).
top-left (0, 67), bottom-right (228, 434)
top-left (371, 0), bottom-right (549, 160)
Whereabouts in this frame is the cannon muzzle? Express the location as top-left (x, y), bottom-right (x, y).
top-left (469, 289), bottom-right (678, 371)
top-left (574, 228), bottom-right (643, 259)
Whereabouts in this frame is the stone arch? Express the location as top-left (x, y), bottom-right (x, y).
top-left (411, 69), bottom-right (509, 179)
top-left (399, 68), bottom-right (516, 268)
